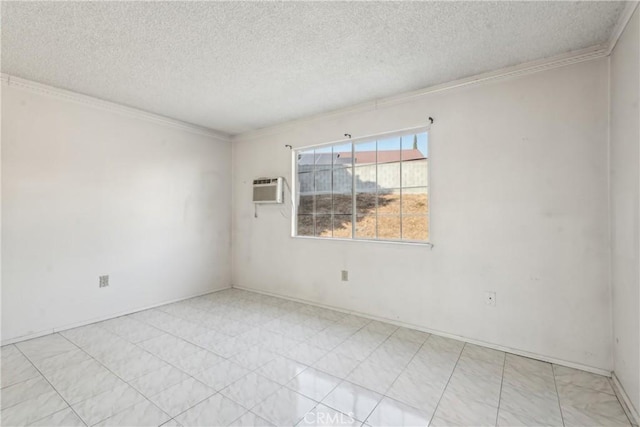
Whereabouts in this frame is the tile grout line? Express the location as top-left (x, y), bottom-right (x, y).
top-left (12, 344), bottom-right (88, 427)
top-left (296, 321), bottom-right (394, 425)
top-left (361, 334), bottom-right (431, 425)
top-left (54, 333), bottom-right (175, 426)
top-left (494, 351), bottom-right (508, 426)
top-left (364, 332), bottom-right (439, 425)
top-left (551, 364), bottom-right (567, 427)
top-left (279, 316), bottom-right (379, 426)
top-left (7, 292), bottom-right (350, 427)
top-left (427, 341), bottom-right (466, 426)
top-left (125, 293), bottom-right (354, 425)
top-left (284, 317), bottom-right (384, 426)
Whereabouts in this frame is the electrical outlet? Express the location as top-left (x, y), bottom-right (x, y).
top-left (485, 291), bottom-right (496, 306)
top-left (341, 270), bottom-right (349, 281)
top-left (99, 275), bottom-right (109, 288)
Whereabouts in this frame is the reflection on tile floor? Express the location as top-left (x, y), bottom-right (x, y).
top-left (0, 289), bottom-right (632, 426)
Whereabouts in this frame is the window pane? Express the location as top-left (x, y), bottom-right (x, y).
top-left (401, 133), bottom-right (428, 160)
top-left (316, 195), bottom-right (332, 214)
top-left (298, 171), bottom-right (314, 193)
top-left (332, 167), bottom-right (352, 196)
top-left (297, 170), bottom-right (314, 214)
top-left (333, 215), bottom-right (352, 238)
top-left (377, 189), bottom-right (400, 215)
top-left (315, 169), bottom-right (331, 193)
top-left (376, 136), bottom-right (401, 164)
top-left (333, 143), bottom-right (353, 168)
top-left (356, 192), bottom-right (377, 215)
top-left (377, 162), bottom-right (400, 189)
top-left (355, 215), bottom-right (376, 239)
top-left (401, 187), bottom-right (428, 215)
top-left (402, 158), bottom-right (428, 188)
top-left (298, 194), bottom-right (314, 214)
top-left (402, 216), bottom-right (429, 241)
top-left (297, 215), bottom-right (314, 236)
top-left (378, 215), bottom-right (401, 240)
top-left (314, 146), bottom-right (332, 170)
top-left (354, 141), bottom-right (376, 166)
top-left (315, 215), bottom-right (332, 238)
top-left (333, 193), bottom-right (352, 215)
top-left (355, 166), bottom-right (376, 193)
top-left (297, 149), bottom-right (314, 172)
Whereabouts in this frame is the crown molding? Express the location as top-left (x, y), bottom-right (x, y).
top-left (607, 1), bottom-right (639, 54)
top-left (1, 74), bottom-right (231, 142)
top-left (234, 43), bottom-right (610, 142)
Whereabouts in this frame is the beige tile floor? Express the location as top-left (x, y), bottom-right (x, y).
top-left (0, 288), bottom-right (633, 427)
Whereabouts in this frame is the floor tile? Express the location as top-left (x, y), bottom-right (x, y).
top-left (322, 381), bottom-right (382, 422)
top-left (99, 316), bottom-right (165, 344)
top-left (176, 393), bottom-right (247, 427)
top-left (497, 408), bottom-right (562, 426)
top-left (346, 359), bottom-right (402, 394)
top-left (390, 328), bottom-right (430, 345)
top-left (231, 347), bottom-right (277, 370)
top-left (253, 388), bottom-right (317, 426)
top-left (149, 378), bottom-right (215, 417)
top-left (33, 348), bottom-right (93, 376)
top-left (558, 383), bottom-right (630, 426)
top-left (0, 389), bottom-right (68, 426)
top-left (256, 356), bottom-right (308, 385)
top-left (386, 369), bottom-right (447, 416)
top-left (160, 419), bottom-right (184, 427)
top-left (431, 390), bottom-right (498, 426)
top-left (72, 382), bottom-right (146, 426)
top-left (553, 365), bottom-right (614, 395)
top-left (460, 344), bottom-right (505, 365)
top-left (366, 397), bottom-right (431, 427)
top-left (105, 350), bottom-right (169, 381)
top-left (285, 343), bottom-right (328, 366)
top-left (1, 350), bottom-right (41, 388)
top-left (174, 350), bottom-right (226, 376)
top-left (504, 354), bottom-right (553, 380)
top-left (229, 411), bottom-right (275, 427)
top-left (95, 400), bottom-right (171, 427)
top-left (1, 376), bottom-right (53, 411)
top-left (443, 361), bottom-right (503, 408)
top-left (129, 365), bottom-right (191, 397)
top-left (60, 324), bottom-right (118, 349)
top-left (286, 368), bottom-right (341, 401)
top-left (498, 382), bottom-right (562, 426)
top-left (298, 404), bottom-right (360, 427)
top-left (28, 407), bottom-right (85, 427)
top-left (221, 372), bottom-right (282, 409)
top-left (46, 359), bottom-right (122, 404)
top-left (16, 334), bottom-right (77, 363)
top-left (193, 360), bottom-right (250, 392)
top-left (313, 351), bottom-right (360, 379)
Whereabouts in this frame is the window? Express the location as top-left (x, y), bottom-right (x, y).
top-left (294, 129), bottom-right (429, 243)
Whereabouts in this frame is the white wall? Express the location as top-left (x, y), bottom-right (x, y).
top-left (1, 78), bottom-right (232, 343)
top-left (610, 5), bottom-right (640, 416)
top-left (232, 58), bottom-right (612, 372)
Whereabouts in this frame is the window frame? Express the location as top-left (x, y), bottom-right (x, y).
top-left (291, 126), bottom-right (431, 245)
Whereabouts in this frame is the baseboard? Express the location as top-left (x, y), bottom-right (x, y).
top-left (1, 286), bottom-right (232, 346)
top-left (232, 284), bottom-right (611, 377)
top-left (612, 373), bottom-right (640, 426)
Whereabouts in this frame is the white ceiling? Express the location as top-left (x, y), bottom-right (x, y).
top-left (1, 1), bottom-right (626, 135)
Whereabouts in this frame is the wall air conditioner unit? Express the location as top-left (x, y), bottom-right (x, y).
top-left (252, 177), bottom-right (284, 204)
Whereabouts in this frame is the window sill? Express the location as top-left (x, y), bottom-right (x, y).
top-left (290, 235), bottom-right (434, 248)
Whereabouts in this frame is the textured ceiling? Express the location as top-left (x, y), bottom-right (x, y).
top-left (1, 1), bottom-right (625, 135)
